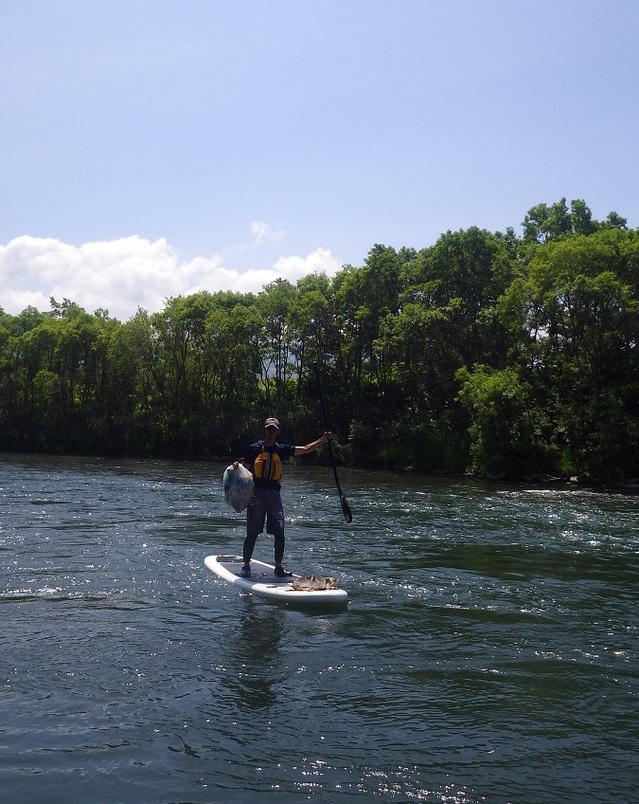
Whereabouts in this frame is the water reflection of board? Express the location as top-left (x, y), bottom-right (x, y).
top-left (204, 555), bottom-right (348, 607)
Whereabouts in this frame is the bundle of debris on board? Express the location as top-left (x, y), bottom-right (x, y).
top-left (292, 575), bottom-right (338, 591)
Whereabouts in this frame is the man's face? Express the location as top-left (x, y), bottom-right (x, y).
top-left (263, 425), bottom-right (279, 445)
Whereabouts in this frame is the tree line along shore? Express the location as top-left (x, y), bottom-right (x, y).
top-left (2, 198), bottom-right (638, 486)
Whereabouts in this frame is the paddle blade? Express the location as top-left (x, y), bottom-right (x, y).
top-left (340, 493), bottom-right (353, 522)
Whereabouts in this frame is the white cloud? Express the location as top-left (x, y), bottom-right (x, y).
top-left (0, 235), bottom-right (342, 321)
top-left (250, 220), bottom-right (285, 246)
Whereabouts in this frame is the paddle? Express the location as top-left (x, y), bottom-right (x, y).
top-left (313, 362), bottom-right (353, 522)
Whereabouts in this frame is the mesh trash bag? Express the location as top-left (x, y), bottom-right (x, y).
top-left (223, 463), bottom-right (255, 512)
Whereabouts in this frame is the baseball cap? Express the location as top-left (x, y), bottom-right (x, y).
top-left (264, 417), bottom-right (281, 430)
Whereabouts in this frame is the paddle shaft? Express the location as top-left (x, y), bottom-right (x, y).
top-left (313, 362), bottom-right (353, 522)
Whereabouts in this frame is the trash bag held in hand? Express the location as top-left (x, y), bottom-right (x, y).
top-left (223, 463), bottom-right (254, 512)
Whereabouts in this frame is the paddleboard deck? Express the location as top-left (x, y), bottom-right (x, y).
top-left (204, 554), bottom-right (348, 606)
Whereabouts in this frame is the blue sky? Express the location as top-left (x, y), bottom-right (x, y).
top-left (2, 0), bottom-right (638, 320)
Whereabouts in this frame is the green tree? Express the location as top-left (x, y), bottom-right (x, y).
top-left (255, 279), bottom-right (298, 413)
top-left (382, 227), bottom-right (515, 431)
top-left (457, 365), bottom-right (551, 478)
top-left (201, 294), bottom-right (261, 453)
top-left (498, 228), bottom-right (639, 478)
top-left (522, 198), bottom-right (573, 244)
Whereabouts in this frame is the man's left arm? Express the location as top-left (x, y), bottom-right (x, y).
top-left (294, 432), bottom-right (332, 456)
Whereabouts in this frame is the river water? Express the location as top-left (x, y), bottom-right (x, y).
top-left (1, 453), bottom-right (637, 803)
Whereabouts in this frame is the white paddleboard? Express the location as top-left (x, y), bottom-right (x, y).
top-left (204, 554), bottom-right (348, 607)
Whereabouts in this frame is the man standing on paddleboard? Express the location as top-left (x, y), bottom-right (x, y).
top-left (236, 417), bottom-right (331, 578)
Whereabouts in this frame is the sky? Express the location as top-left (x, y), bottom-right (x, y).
top-left (2, 0), bottom-right (638, 321)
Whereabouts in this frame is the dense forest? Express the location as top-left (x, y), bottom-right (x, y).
top-left (1, 198), bottom-right (638, 483)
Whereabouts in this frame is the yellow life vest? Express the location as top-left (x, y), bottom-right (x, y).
top-left (253, 446), bottom-right (283, 481)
